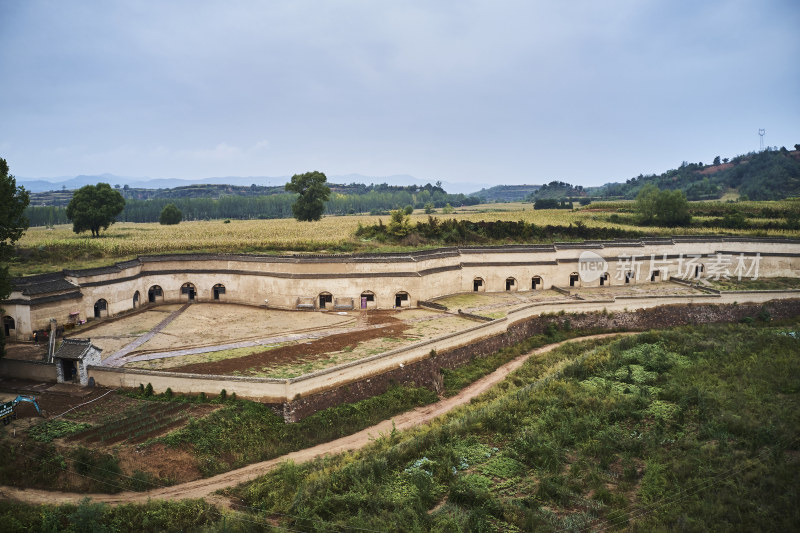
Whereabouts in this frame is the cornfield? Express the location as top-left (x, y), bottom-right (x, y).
top-left (14, 207), bottom-right (799, 275)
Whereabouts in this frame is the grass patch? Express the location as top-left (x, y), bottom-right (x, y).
top-left (440, 326), bottom-right (598, 396)
top-left (230, 320), bottom-right (800, 532)
top-left (0, 498), bottom-right (224, 533)
top-left (26, 419), bottom-right (92, 443)
top-left (158, 385), bottom-right (439, 476)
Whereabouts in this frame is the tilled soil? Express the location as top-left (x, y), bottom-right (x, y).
top-left (168, 310), bottom-right (409, 375)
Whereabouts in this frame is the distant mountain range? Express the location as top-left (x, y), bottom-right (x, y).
top-left (17, 173), bottom-right (492, 195)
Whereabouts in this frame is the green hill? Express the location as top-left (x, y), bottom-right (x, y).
top-left (594, 148), bottom-right (800, 200)
top-left (469, 184), bottom-right (540, 202)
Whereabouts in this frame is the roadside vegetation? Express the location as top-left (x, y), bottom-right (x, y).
top-left (225, 320), bottom-right (800, 532)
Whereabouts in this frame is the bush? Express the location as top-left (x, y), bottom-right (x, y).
top-left (158, 203), bottom-right (183, 225)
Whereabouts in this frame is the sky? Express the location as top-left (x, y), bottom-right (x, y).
top-left (1, 0), bottom-right (798, 188)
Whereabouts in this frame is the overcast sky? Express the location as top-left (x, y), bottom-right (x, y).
top-left (1, 0), bottom-right (798, 187)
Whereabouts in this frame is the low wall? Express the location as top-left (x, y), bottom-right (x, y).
top-left (87, 366), bottom-right (288, 402)
top-left (0, 359), bottom-right (58, 382)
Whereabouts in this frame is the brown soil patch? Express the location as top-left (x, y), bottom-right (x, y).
top-left (117, 443), bottom-right (202, 484)
top-left (697, 163), bottom-right (733, 175)
top-left (3, 343), bottom-right (48, 361)
top-left (169, 311), bottom-right (408, 375)
top-left (67, 403), bottom-right (215, 445)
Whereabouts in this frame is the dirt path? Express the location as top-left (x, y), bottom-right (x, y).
top-left (0, 332), bottom-right (630, 507)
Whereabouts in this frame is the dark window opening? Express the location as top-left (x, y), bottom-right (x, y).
top-left (600, 273), bottom-right (608, 286)
top-left (569, 273), bottom-right (579, 287)
top-left (3, 316), bottom-right (14, 336)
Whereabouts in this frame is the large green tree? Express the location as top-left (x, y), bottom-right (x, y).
top-left (1, 158), bottom-right (30, 355)
top-left (159, 203), bottom-right (183, 225)
top-left (285, 171), bottom-right (331, 222)
top-left (66, 183), bottom-right (126, 237)
top-left (635, 183), bottom-right (691, 227)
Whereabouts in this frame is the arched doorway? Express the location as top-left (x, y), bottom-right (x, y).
top-left (569, 272), bottom-right (580, 287)
top-left (213, 283), bottom-right (226, 300)
top-left (650, 270), bottom-right (661, 282)
top-left (3, 316), bottom-right (15, 337)
top-left (318, 292), bottom-right (333, 309)
top-left (532, 276), bottom-right (543, 290)
top-left (360, 291), bottom-right (376, 309)
top-left (599, 273), bottom-right (609, 286)
top-left (93, 299), bottom-right (108, 318)
top-left (395, 291), bottom-right (410, 308)
top-left (473, 277), bottom-right (485, 292)
top-left (694, 264), bottom-right (705, 279)
top-left (181, 282), bottom-right (197, 301)
top-left (505, 277), bottom-right (517, 291)
top-left (133, 291), bottom-right (140, 309)
top-left (625, 271), bottom-right (634, 284)
top-left (148, 285), bottom-right (163, 303)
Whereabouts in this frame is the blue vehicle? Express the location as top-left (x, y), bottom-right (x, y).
top-left (0, 395), bottom-right (43, 425)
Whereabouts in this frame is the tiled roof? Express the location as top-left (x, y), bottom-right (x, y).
top-left (13, 273), bottom-right (79, 296)
top-left (54, 338), bottom-right (97, 360)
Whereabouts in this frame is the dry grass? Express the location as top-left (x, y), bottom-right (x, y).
top-left (12, 205), bottom-right (799, 275)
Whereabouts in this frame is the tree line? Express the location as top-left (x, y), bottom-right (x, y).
top-left (24, 189), bottom-right (480, 226)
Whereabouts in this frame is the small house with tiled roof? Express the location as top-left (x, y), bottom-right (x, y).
top-left (53, 338), bottom-right (102, 386)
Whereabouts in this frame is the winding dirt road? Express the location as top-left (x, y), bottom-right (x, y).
top-left (0, 333), bottom-right (630, 507)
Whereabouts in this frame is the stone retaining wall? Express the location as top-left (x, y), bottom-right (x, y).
top-left (280, 298), bottom-right (800, 421)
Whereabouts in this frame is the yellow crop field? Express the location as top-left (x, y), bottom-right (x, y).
top-left (12, 205), bottom-right (799, 275)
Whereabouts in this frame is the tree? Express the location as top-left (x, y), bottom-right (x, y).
top-left (1, 158), bottom-right (30, 356)
top-left (159, 203), bottom-right (183, 225)
top-left (285, 171), bottom-right (331, 222)
top-left (387, 209), bottom-right (411, 237)
top-left (713, 156), bottom-right (721, 165)
top-left (635, 183), bottom-right (691, 227)
top-left (66, 183), bottom-right (125, 237)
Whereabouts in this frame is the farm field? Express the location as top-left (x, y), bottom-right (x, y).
top-left (12, 200), bottom-right (800, 275)
top-left (1, 318), bottom-right (798, 531)
top-left (229, 320), bottom-right (800, 532)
